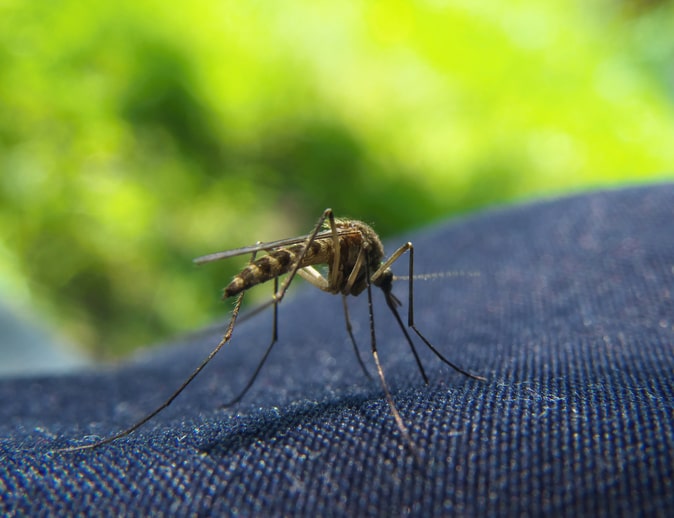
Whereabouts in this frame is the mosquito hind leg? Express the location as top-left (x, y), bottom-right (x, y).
top-left (222, 277), bottom-right (283, 407)
top-left (222, 207), bottom-right (343, 406)
top-left (55, 289), bottom-right (247, 453)
top-left (54, 246), bottom-right (267, 452)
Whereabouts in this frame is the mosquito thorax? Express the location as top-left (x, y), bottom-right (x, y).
top-left (327, 218), bottom-right (384, 297)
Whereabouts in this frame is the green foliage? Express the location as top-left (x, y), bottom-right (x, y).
top-left (1, 0), bottom-right (673, 359)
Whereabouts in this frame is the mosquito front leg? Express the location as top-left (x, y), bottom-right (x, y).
top-left (370, 241), bottom-right (411, 285)
top-left (367, 242), bottom-right (429, 383)
top-left (380, 242), bottom-right (486, 382)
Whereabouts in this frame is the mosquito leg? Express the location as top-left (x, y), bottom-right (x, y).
top-left (222, 277), bottom-right (282, 407)
top-left (222, 206), bottom-right (348, 406)
top-left (343, 245), bottom-right (364, 294)
top-left (400, 243), bottom-right (487, 381)
top-left (382, 291), bottom-right (430, 384)
top-left (342, 295), bottom-right (373, 380)
top-left (297, 266), bottom-right (329, 290)
top-left (326, 208), bottom-right (342, 289)
top-left (220, 209), bottom-right (344, 405)
top-left (212, 208), bottom-right (340, 330)
top-left (55, 248), bottom-right (271, 452)
top-left (370, 241), bottom-right (412, 285)
top-left (55, 289), bottom-right (247, 453)
top-left (365, 263), bottom-right (420, 462)
top-left (272, 208), bottom-right (334, 305)
top-left (293, 259), bottom-right (374, 380)
top-left (296, 209), bottom-right (341, 291)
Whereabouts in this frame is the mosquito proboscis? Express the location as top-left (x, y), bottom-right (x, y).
top-left (55, 209), bottom-right (485, 457)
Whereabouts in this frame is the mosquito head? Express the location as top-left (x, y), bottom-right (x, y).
top-left (373, 268), bottom-right (402, 307)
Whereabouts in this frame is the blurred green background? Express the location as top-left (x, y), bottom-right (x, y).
top-left (1, 0), bottom-right (673, 366)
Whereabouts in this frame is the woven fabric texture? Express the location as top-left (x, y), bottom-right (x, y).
top-left (2, 185), bottom-right (673, 517)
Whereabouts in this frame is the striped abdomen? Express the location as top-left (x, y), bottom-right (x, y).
top-left (223, 239), bottom-right (334, 298)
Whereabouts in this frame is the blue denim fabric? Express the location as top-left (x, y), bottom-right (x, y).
top-left (2, 185), bottom-right (673, 516)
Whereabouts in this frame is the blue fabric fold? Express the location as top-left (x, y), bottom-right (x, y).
top-left (2, 184), bottom-right (673, 516)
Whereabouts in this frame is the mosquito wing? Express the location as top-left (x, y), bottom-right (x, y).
top-left (193, 227), bottom-right (362, 265)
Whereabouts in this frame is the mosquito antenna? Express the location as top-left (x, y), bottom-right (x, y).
top-left (55, 288), bottom-right (247, 453)
top-left (393, 271), bottom-right (480, 282)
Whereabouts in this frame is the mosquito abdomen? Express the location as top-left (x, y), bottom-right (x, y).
top-left (223, 240), bottom-right (332, 298)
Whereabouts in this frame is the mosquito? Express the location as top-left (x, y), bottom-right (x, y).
top-left (56, 208), bottom-right (485, 455)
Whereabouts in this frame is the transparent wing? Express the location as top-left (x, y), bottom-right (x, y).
top-left (193, 227), bottom-right (361, 265)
